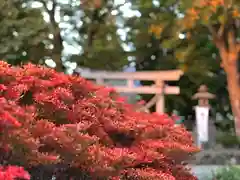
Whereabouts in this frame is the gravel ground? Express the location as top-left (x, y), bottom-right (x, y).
top-left (190, 165), bottom-right (222, 179)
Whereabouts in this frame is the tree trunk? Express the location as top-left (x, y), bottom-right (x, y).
top-left (215, 30), bottom-right (240, 136)
top-left (224, 61), bottom-right (240, 136)
top-left (52, 53), bottom-right (64, 72)
top-left (52, 28), bottom-right (64, 72)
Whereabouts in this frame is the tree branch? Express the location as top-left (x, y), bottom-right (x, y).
top-left (218, 3), bottom-right (228, 37)
top-left (207, 24), bottom-right (227, 54)
top-left (217, 24), bottom-right (225, 37)
top-left (207, 24), bottom-right (220, 46)
top-left (39, 0), bottom-right (48, 12)
top-left (207, 24), bottom-right (217, 37)
top-left (39, 0), bottom-right (57, 28)
top-left (237, 43), bottom-right (240, 52)
top-left (227, 30), bottom-right (239, 64)
top-left (228, 30), bottom-right (236, 52)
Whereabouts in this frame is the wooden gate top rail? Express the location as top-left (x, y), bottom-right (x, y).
top-left (79, 69), bottom-right (183, 81)
top-left (114, 86), bottom-right (180, 94)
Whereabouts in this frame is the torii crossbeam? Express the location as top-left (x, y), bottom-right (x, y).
top-left (75, 68), bottom-right (183, 114)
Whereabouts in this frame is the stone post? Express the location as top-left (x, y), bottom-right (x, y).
top-left (192, 85), bottom-right (215, 149)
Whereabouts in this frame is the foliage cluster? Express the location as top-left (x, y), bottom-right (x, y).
top-left (125, 0), bottom-right (240, 132)
top-left (211, 166), bottom-right (240, 180)
top-left (216, 132), bottom-right (240, 148)
top-left (0, 61), bottom-right (198, 179)
top-left (1, 0), bottom-right (237, 131)
top-left (0, 166), bottom-right (30, 180)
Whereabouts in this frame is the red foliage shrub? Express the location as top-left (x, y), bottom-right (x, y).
top-left (0, 166), bottom-right (30, 180)
top-left (0, 61), bottom-right (199, 180)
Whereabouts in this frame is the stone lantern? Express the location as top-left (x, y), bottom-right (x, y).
top-left (192, 85), bottom-right (215, 149)
top-left (192, 85), bottom-right (215, 107)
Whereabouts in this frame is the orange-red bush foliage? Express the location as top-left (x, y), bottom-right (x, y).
top-left (0, 166), bottom-right (30, 180)
top-left (0, 61), bottom-right (199, 180)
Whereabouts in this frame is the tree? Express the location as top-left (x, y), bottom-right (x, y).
top-left (0, 61), bottom-right (198, 179)
top-left (178, 0), bottom-right (240, 135)
top-left (0, 0), bottom-right (49, 65)
top-left (123, 0), bottom-right (229, 128)
top-left (26, 0), bottom-right (68, 72)
top-left (138, 0), bottom-right (240, 135)
top-left (27, 0), bottom-right (128, 72)
top-left (68, 0), bottom-right (128, 70)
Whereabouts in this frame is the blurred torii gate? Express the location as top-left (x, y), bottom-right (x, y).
top-left (75, 68), bottom-right (183, 114)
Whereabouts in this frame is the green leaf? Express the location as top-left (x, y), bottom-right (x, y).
top-left (160, 0), bottom-right (177, 7)
top-left (218, 14), bottom-right (226, 24)
top-left (179, 0), bottom-right (194, 10)
top-left (161, 38), bottom-right (179, 49)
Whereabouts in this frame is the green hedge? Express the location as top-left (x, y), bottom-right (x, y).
top-left (210, 166), bottom-right (240, 180)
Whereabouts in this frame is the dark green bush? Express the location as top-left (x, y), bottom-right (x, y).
top-left (216, 132), bottom-right (240, 148)
top-left (211, 166), bottom-right (240, 180)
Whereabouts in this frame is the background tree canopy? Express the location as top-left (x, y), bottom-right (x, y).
top-left (0, 0), bottom-right (236, 131)
top-left (123, 0), bottom-right (233, 129)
